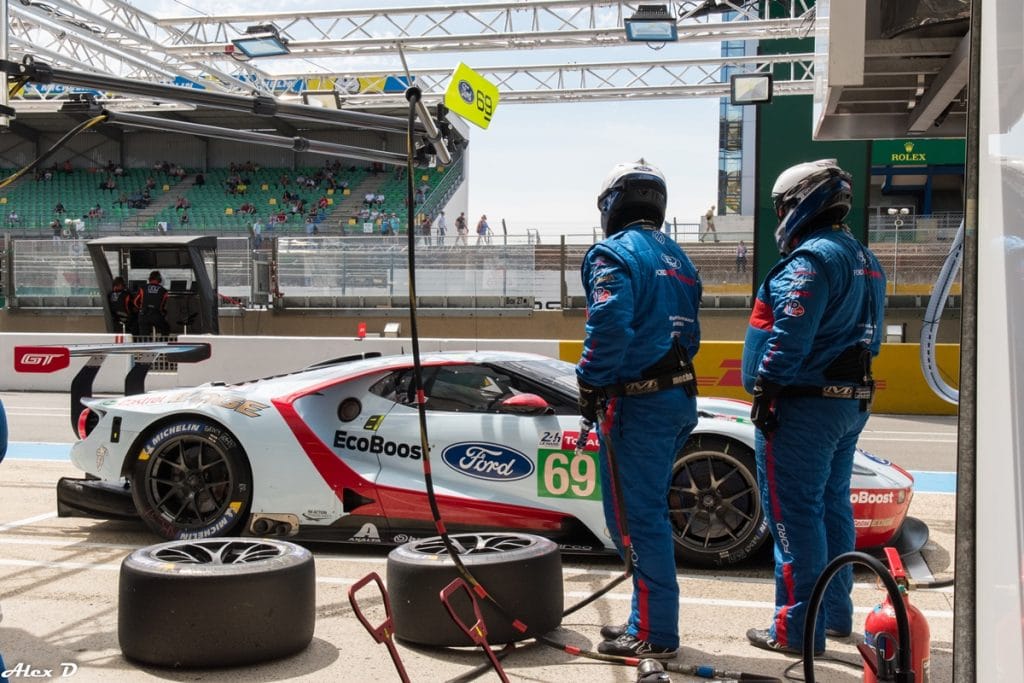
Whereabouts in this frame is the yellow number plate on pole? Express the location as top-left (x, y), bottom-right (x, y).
top-left (444, 63), bottom-right (499, 130)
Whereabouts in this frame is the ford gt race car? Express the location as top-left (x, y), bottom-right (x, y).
top-left (51, 348), bottom-right (923, 567)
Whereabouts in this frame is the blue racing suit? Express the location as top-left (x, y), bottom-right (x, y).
top-left (577, 222), bottom-right (702, 649)
top-left (742, 224), bottom-right (886, 652)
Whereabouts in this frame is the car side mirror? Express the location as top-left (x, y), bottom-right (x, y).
top-left (500, 393), bottom-right (553, 415)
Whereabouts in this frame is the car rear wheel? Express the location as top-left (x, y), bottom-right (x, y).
top-left (668, 434), bottom-right (769, 567)
top-left (386, 532), bottom-right (563, 647)
top-left (118, 538), bottom-right (315, 667)
top-left (130, 419), bottom-right (252, 540)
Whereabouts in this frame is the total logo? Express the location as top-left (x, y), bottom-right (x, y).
top-left (441, 442), bottom-right (534, 481)
top-left (561, 430), bottom-right (599, 452)
top-left (851, 491), bottom-right (896, 505)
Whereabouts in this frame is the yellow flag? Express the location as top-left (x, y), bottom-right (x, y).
top-left (444, 63), bottom-right (499, 130)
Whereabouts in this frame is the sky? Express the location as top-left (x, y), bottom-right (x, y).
top-left (135, 0), bottom-right (723, 239)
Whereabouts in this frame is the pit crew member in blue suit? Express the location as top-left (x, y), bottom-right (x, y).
top-left (742, 159), bottom-right (886, 656)
top-left (577, 159), bottom-right (702, 660)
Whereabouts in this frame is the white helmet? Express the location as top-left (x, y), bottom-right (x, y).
top-left (771, 159), bottom-right (852, 255)
top-left (597, 159), bottom-right (667, 236)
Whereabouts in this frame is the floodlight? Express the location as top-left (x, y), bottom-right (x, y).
top-left (301, 90), bottom-right (342, 109)
top-left (383, 322), bottom-right (402, 337)
top-left (730, 74), bottom-right (773, 106)
top-left (624, 5), bottom-right (678, 42)
top-left (231, 25), bottom-right (290, 59)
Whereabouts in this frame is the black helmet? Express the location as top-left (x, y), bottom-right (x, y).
top-left (771, 159), bottom-right (853, 255)
top-left (597, 159), bottom-right (667, 236)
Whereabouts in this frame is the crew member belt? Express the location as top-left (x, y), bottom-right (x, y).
top-left (779, 382), bottom-right (875, 401)
top-left (601, 369), bottom-right (697, 398)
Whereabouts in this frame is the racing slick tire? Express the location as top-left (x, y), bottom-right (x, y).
top-left (118, 538), bottom-right (315, 667)
top-left (387, 532), bottom-right (563, 647)
top-left (130, 419), bottom-right (252, 540)
top-left (669, 434), bottom-right (769, 568)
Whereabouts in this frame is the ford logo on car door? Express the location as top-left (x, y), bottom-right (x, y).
top-left (441, 442), bottom-right (535, 481)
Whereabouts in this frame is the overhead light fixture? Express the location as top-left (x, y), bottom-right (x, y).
top-left (730, 73), bottom-right (774, 106)
top-left (624, 5), bottom-right (678, 43)
top-left (301, 90), bottom-right (342, 109)
top-left (231, 24), bottom-right (290, 59)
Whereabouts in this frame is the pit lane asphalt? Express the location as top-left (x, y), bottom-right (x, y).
top-left (0, 392), bottom-right (956, 683)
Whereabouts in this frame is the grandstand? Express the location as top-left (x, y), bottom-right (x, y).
top-left (0, 157), bottom-right (458, 238)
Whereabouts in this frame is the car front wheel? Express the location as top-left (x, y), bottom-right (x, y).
top-left (668, 434), bottom-right (769, 567)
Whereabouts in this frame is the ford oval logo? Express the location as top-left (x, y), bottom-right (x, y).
top-left (661, 254), bottom-right (681, 269)
top-left (441, 442), bottom-right (535, 482)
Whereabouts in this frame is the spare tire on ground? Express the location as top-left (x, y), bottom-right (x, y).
top-left (119, 538), bottom-right (315, 668)
top-left (387, 532), bottom-right (563, 647)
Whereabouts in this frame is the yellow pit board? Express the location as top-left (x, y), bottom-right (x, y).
top-left (444, 62), bottom-right (499, 130)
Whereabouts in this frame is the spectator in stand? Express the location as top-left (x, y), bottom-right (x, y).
top-left (389, 213), bottom-right (401, 236)
top-left (146, 176), bottom-right (157, 191)
top-left (6, 210), bottom-right (18, 228)
top-left (476, 214), bottom-right (492, 245)
top-left (88, 204), bottom-right (103, 220)
top-left (101, 177), bottom-right (117, 191)
top-left (736, 240), bottom-right (748, 274)
top-left (318, 196), bottom-right (329, 210)
top-left (54, 201), bottom-right (65, 215)
top-left (420, 215), bottom-right (432, 246)
top-left (377, 215), bottom-right (387, 237)
top-left (455, 211), bottom-right (469, 246)
top-left (700, 204), bottom-right (719, 243)
top-left (414, 188), bottom-right (425, 205)
top-left (175, 195), bottom-right (190, 212)
top-left (50, 219), bottom-right (62, 241)
top-left (279, 173), bottom-right (290, 188)
top-left (62, 160), bottom-right (73, 174)
top-left (179, 211), bottom-right (189, 226)
top-left (194, 173), bottom-right (205, 187)
top-left (251, 218), bottom-right (264, 249)
top-left (115, 192), bottom-right (128, 208)
top-left (113, 164), bottom-right (124, 177)
top-left (238, 202), bottom-right (255, 215)
top-left (375, 192), bottom-right (385, 208)
top-left (363, 191), bottom-right (375, 206)
top-left (435, 211), bottom-right (447, 246)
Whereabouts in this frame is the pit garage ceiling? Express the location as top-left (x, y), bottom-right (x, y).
top-left (814, 0), bottom-right (969, 140)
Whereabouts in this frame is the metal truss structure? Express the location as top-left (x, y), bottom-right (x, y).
top-left (4, 0), bottom-right (816, 106)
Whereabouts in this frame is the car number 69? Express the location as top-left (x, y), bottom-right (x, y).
top-left (539, 451), bottom-right (600, 500)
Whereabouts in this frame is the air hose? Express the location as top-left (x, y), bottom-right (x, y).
top-left (801, 552), bottom-right (913, 683)
top-left (919, 219), bottom-right (963, 404)
top-left (399, 88), bottom-right (778, 682)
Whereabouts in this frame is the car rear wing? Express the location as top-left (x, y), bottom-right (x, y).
top-left (13, 342), bottom-right (211, 432)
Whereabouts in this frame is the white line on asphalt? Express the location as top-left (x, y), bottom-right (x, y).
top-left (857, 436), bottom-right (957, 443)
top-left (0, 512), bottom-right (57, 532)
top-left (565, 591), bottom-right (955, 618)
top-left (0, 535), bottom-right (954, 596)
top-left (0, 556), bottom-right (952, 620)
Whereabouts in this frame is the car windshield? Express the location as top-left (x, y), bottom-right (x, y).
top-left (496, 357), bottom-right (579, 399)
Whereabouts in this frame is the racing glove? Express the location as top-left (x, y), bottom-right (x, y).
top-left (751, 376), bottom-right (782, 435)
top-left (577, 378), bottom-right (601, 424)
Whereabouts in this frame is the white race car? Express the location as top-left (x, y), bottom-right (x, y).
top-left (52, 348), bottom-right (923, 567)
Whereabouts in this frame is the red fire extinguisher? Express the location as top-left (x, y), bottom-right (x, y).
top-left (862, 547), bottom-right (930, 682)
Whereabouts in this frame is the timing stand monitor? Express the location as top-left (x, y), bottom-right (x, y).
top-left (87, 236), bottom-right (220, 335)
